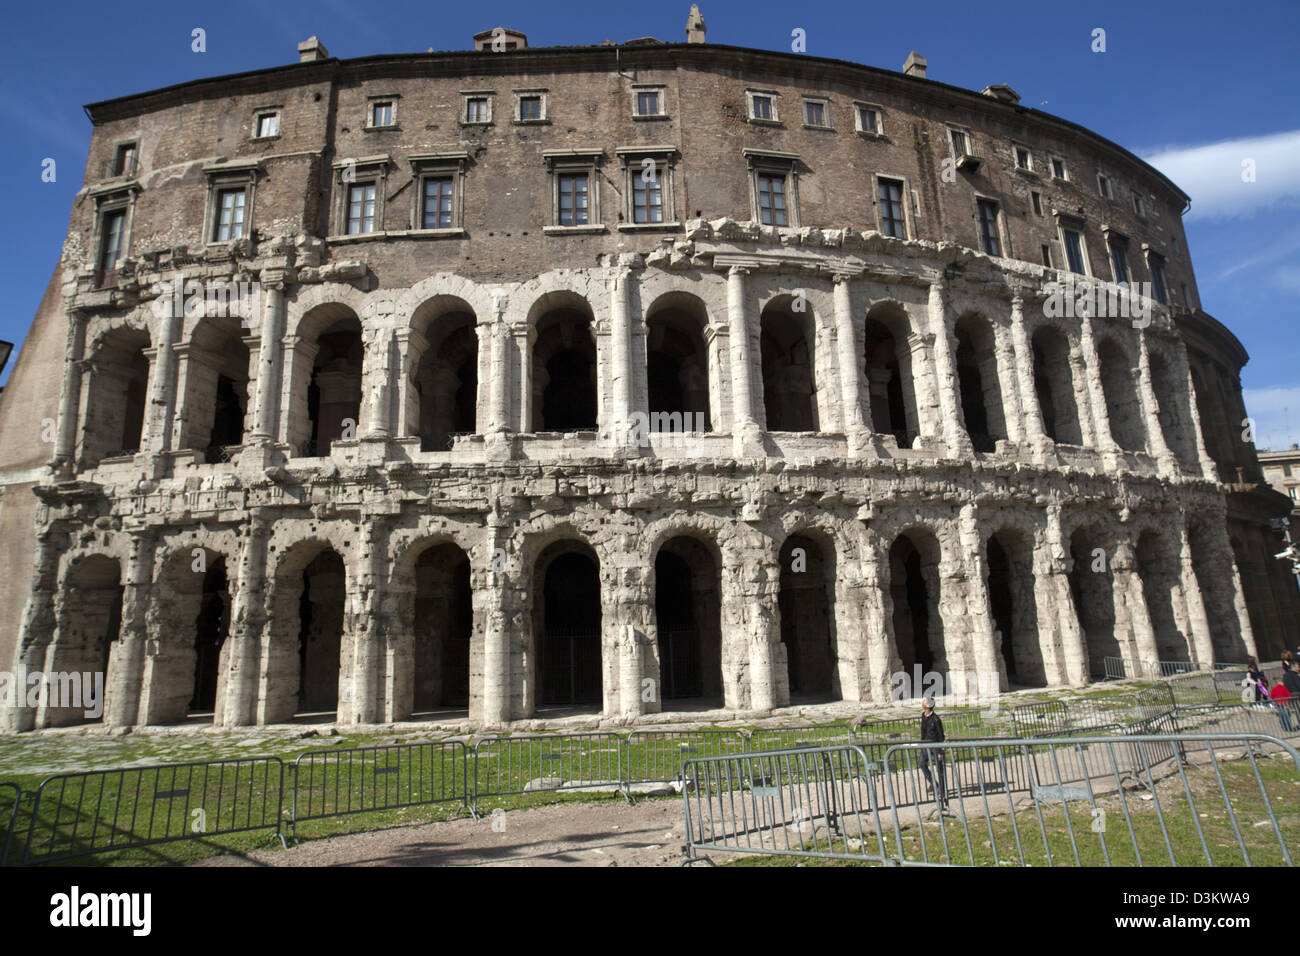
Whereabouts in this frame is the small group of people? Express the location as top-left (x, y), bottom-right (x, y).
top-left (1245, 654), bottom-right (1300, 732)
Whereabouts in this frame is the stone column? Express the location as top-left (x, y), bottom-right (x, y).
top-left (727, 266), bottom-right (763, 456)
top-left (477, 518), bottom-right (513, 725)
top-left (1077, 317), bottom-right (1120, 466)
top-left (833, 274), bottom-right (872, 453)
top-left (277, 335), bottom-right (321, 453)
top-left (217, 515), bottom-right (270, 727)
top-left (340, 518), bottom-right (388, 724)
top-left (1136, 333), bottom-right (1177, 474)
top-left (144, 293), bottom-right (184, 454)
top-left (609, 558), bottom-right (657, 718)
top-left (1178, 345), bottom-right (1219, 482)
top-left (927, 278), bottom-right (972, 456)
top-left (955, 503), bottom-right (999, 696)
top-left (1111, 535), bottom-right (1157, 663)
top-left (249, 274), bottom-right (287, 443)
top-left (361, 328), bottom-right (395, 440)
top-left (608, 265), bottom-right (635, 445)
top-left (392, 328), bottom-right (428, 439)
top-left (7, 531), bottom-right (66, 731)
top-left (53, 311), bottom-right (89, 476)
top-left (1176, 519), bottom-right (1215, 665)
top-left (104, 529), bottom-right (157, 730)
top-left (1009, 295), bottom-right (1050, 456)
top-left (859, 524), bottom-right (900, 703)
top-left (1041, 504), bottom-right (1088, 685)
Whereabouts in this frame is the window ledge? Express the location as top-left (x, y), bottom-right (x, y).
top-left (251, 134), bottom-right (282, 143)
top-left (1051, 176), bottom-right (1069, 183)
top-left (460, 121), bottom-right (494, 128)
top-left (802, 124), bottom-right (835, 132)
top-left (632, 113), bottom-right (671, 121)
top-left (855, 130), bottom-right (887, 140)
top-left (747, 118), bottom-right (783, 127)
top-left (543, 225), bottom-right (606, 235)
top-left (364, 125), bottom-right (401, 132)
top-left (1015, 167), bottom-right (1039, 179)
top-left (326, 231), bottom-right (387, 243)
top-left (391, 228), bottom-right (467, 239)
top-left (512, 119), bottom-right (551, 126)
top-left (617, 221), bottom-right (681, 232)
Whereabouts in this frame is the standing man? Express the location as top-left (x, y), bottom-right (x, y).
top-left (919, 696), bottom-right (950, 815)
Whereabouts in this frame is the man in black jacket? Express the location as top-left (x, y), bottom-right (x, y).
top-left (919, 696), bottom-right (950, 814)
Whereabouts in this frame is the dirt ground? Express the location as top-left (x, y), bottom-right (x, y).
top-left (192, 798), bottom-right (703, 867)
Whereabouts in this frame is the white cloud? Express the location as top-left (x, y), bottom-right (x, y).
top-left (1244, 385), bottom-right (1300, 451)
top-left (1143, 130), bottom-right (1300, 221)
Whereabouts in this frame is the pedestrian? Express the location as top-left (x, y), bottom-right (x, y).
top-left (1269, 678), bottom-right (1294, 734)
top-left (1247, 658), bottom-right (1270, 704)
top-left (919, 696), bottom-right (951, 814)
top-left (1285, 659), bottom-right (1300, 698)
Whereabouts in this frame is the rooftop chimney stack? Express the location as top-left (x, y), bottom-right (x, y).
top-left (298, 36), bottom-right (329, 63)
top-left (686, 5), bottom-right (706, 44)
top-left (903, 51), bottom-right (927, 79)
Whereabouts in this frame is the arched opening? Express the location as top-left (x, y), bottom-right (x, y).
top-left (1068, 526), bottom-right (1119, 679)
top-left (1136, 530), bottom-right (1189, 664)
top-left (986, 529), bottom-right (1044, 687)
top-left (1032, 326), bottom-right (1083, 445)
top-left (48, 555), bottom-right (122, 726)
top-left (863, 305), bottom-right (918, 447)
top-left (144, 549), bottom-right (233, 724)
top-left (297, 549), bottom-right (346, 715)
top-left (654, 535), bottom-right (723, 705)
top-left (778, 533), bottom-right (839, 701)
top-left (533, 542), bottom-right (602, 710)
top-left (1148, 350), bottom-right (1198, 471)
top-left (412, 543), bottom-right (473, 712)
top-left (646, 294), bottom-right (712, 433)
top-left (1190, 364), bottom-right (1235, 477)
top-left (954, 313), bottom-right (1007, 452)
top-left (190, 558), bottom-right (229, 714)
top-left (888, 529), bottom-right (944, 691)
top-left (290, 307), bottom-right (363, 458)
top-left (180, 316), bottom-right (249, 460)
top-left (1097, 338), bottom-right (1146, 453)
top-left (532, 297), bottom-right (597, 432)
top-left (409, 298), bottom-right (478, 452)
top-left (1188, 522), bottom-right (1247, 661)
top-left (83, 327), bottom-right (151, 466)
top-left (760, 298), bottom-right (818, 432)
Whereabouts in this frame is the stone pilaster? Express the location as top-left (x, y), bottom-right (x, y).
top-left (726, 266), bottom-right (763, 456)
top-left (216, 515), bottom-right (269, 727)
top-left (104, 529), bottom-right (157, 729)
top-left (954, 503), bottom-right (999, 696)
top-left (1136, 332), bottom-right (1177, 475)
top-left (1009, 294), bottom-right (1051, 457)
top-left (927, 278), bottom-right (972, 456)
top-left (833, 274), bottom-right (872, 454)
top-left (249, 274), bottom-right (286, 443)
top-left (1111, 535), bottom-right (1157, 663)
top-left (1077, 316), bottom-right (1121, 467)
top-left (144, 294), bottom-right (184, 454)
top-left (1176, 518), bottom-right (1215, 665)
top-left (1040, 504), bottom-right (1088, 685)
top-left (53, 311), bottom-right (88, 477)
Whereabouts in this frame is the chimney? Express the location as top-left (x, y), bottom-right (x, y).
top-left (473, 27), bottom-right (528, 51)
top-left (903, 51), bottom-right (927, 79)
top-left (981, 84), bottom-right (1021, 105)
top-left (686, 4), bottom-right (706, 44)
top-left (298, 36), bottom-right (329, 63)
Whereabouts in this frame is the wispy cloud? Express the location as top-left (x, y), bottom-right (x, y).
top-left (1143, 130), bottom-right (1300, 221)
top-left (1244, 385), bottom-right (1300, 451)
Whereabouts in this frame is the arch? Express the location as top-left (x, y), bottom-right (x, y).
top-left (985, 526), bottom-right (1044, 687)
top-left (266, 540), bottom-right (348, 720)
top-left (1031, 325), bottom-right (1083, 446)
top-left (1136, 529), bottom-right (1190, 664)
top-left (954, 312), bottom-right (1007, 451)
top-left (147, 546), bottom-right (234, 724)
top-left (178, 315), bottom-right (249, 458)
top-left (1068, 524), bottom-right (1119, 678)
top-left (1148, 346), bottom-right (1199, 471)
top-left (531, 539), bottom-right (602, 711)
top-left (760, 295), bottom-right (818, 432)
top-left (47, 554), bottom-right (122, 726)
top-left (1096, 336), bottom-right (1146, 453)
top-left (409, 296), bottom-right (478, 451)
top-left (408, 541), bottom-right (473, 712)
top-left (887, 527), bottom-right (945, 692)
top-left (654, 534), bottom-right (723, 704)
top-left (83, 326), bottom-right (151, 466)
top-left (778, 531), bottom-right (840, 701)
top-left (288, 303), bottom-right (363, 457)
top-left (529, 293), bottom-right (597, 432)
top-left (646, 291), bottom-right (712, 433)
top-left (863, 302), bottom-right (919, 446)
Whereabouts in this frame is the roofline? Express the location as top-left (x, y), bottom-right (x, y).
top-left (1176, 309), bottom-right (1251, 370)
top-left (83, 41), bottom-right (1190, 204)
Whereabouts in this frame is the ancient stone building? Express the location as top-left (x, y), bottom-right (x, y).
top-left (2, 10), bottom-right (1297, 731)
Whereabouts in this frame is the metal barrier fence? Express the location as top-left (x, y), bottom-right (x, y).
top-left (684, 733), bottom-right (1299, 866)
top-left (624, 729), bottom-right (748, 784)
top-left (291, 740), bottom-right (470, 837)
top-left (471, 732), bottom-right (626, 814)
top-left (0, 782), bottom-right (20, 866)
top-left (1102, 657), bottom-right (1240, 681)
top-left (748, 722), bottom-right (855, 753)
top-left (22, 757), bottom-right (286, 865)
top-left (1171, 700), bottom-right (1300, 739)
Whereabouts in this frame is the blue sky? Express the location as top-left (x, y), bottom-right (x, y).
top-left (2, 0), bottom-right (1297, 446)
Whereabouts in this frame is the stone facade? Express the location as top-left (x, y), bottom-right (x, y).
top-left (2, 16), bottom-right (1297, 732)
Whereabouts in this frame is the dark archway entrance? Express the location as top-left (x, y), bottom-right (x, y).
top-left (413, 543), bottom-right (472, 711)
top-left (535, 545), bottom-right (602, 709)
top-left (889, 530), bottom-right (944, 692)
top-left (1068, 526), bottom-right (1119, 678)
top-left (654, 536), bottom-right (723, 705)
top-left (298, 549), bottom-right (345, 714)
top-left (778, 534), bottom-right (838, 701)
top-left (190, 558), bottom-right (229, 714)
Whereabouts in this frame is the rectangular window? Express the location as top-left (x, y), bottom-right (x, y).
top-left (100, 208), bottom-right (126, 272)
top-left (1063, 229), bottom-right (1086, 274)
top-left (214, 188), bottom-right (247, 241)
top-left (757, 173), bottom-right (788, 226)
top-left (422, 177), bottom-right (454, 230)
top-left (1097, 174), bottom-right (1112, 199)
top-left (1133, 192), bottom-right (1145, 217)
top-left (114, 144), bottom-right (137, 177)
top-left (1041, 244), bottom-right (1052, 267)
top-left (950, 128), bottom-right (968, 155)
top-left (1031, 191), bottom-right (1042, 215)
top-left (636, 90), bottom-right (660, 116)
top-left (1051, 157), bottom-right (1066, 180)
top-left (1015, 146), bottom-right (1032, 170)
top-left (558, 173), bottom-right (589, 226)
top-left (347, 182), bottom-right (377, 234)
top-left (751, 95), bottom-right (773, 121)
top-left (857, 105), bottom-right (879, 134)
top-left (977, 199), bottom-right (1001, 256)
top-left (371, 102), bottom-right (394, 127)
top-left (256, 113), bottom-right (279, 138)
top-left (632, 168), bottom-right (664, 223)
top-left (804, 101), bottom-right (826, 126)
top-left (877, 178), bottom-right (905, 238)
top-left (466, 97), bottom-right (488, 123)
top-left (519, 96), bottom-right (542, 121)
top-left (1109, 235), bottom-right (1129, 283)
top-left (1148, 253), bottom-right (1168, 305)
